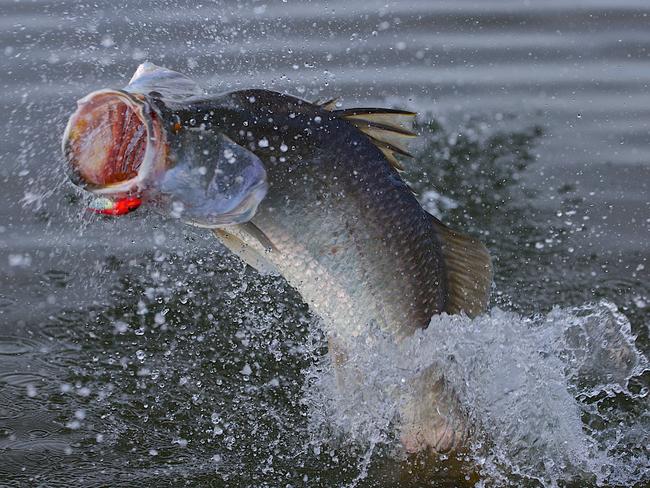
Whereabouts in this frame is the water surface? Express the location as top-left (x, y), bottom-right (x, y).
top-left (0, 1), bottom-right (648, 486)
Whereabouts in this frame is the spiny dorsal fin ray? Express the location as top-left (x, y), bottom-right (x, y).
top-left (316, 97), bottom-right (340, 111)
top-left (334, 107), bottom-right (417, 172)
top-left (338, 113), bottom-right (416, 134)
top-left (367, 135), bottom-right (414, 159)
top-left (430, 217), bottom-right (492, 317)
top-left (334, 107), bottom-right (417, 117)
top-left (335, 108), bottom-right (416, 134)
top-left (347, 119), bottom-right (417, 138)
top-left (378, 147), bottom-right (405, 171)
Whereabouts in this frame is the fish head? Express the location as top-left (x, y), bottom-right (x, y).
top-left (62, 63), bottom-right (268, 226)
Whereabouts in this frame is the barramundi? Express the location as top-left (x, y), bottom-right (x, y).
top-left (62, 63), bottom-right (492, 454)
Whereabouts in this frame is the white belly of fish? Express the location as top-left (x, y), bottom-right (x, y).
top-left (215, 220), bottom-right (382, 342)
top-left (214, 222), bottom-right (470, 454)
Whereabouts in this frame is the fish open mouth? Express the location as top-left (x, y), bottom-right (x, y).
top-left (62, 65), bottom-right (268, 226)
top-left (62, 89), bottom-right (166, 196)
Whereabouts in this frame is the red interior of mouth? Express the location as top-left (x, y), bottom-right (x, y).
top-left (66, 94), bottom-right (148, 187)
top-left (103, 100), bottom-right (147, 184)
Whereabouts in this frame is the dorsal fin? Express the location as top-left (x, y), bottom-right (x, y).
top-left (378, 147), bottom-right (405, 171)
top-left (365, 134), bottom-right (414, 158)
top-left (430, 216), bottom-right (492, 317)
top-left (315, 97), bottom-right (340, 111)
top-left (334, 107), bottom-right (417, 172)
top-left (126, 62), bottom-right (204, 101)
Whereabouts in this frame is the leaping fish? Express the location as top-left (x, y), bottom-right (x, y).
top-left (62, 63), bottom-right (492, 454)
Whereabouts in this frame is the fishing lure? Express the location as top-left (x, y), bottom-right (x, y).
top-left (88, 196), bottom-right (142, 215)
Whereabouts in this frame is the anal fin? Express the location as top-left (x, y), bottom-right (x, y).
top-left (430, 217), bottom-right (492, 317)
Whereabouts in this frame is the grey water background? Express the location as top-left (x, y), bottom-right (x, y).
top-left (0, 0), bottom-right (649, 486)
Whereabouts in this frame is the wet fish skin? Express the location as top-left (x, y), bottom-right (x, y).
top-left (157, 90), bottom-right (448, 340)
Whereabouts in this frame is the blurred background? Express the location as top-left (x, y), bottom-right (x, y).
top-left (0, 1), bottom-right (648, 486)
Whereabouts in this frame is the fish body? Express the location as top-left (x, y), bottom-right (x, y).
top-left (165, 90), bottom-right (442, 339)
top-left (62, 64), bottom-right (492, 453)
top-left (158, 89), bottom-right (489, 341)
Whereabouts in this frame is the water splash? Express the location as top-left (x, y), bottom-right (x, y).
top-left (305, 301), bottom-right (648, 487)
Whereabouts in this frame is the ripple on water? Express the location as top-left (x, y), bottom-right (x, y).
top-left (0, 336), bottom-right (39, 356)
top-left (0, 390), bottom-right (23, 420)
top-left (0, 295), bottom-right (14, 309)
top-left (0, 372), bottom-right (48, 388)
top-left (41, 311), bottom-right (87, 341)
top-left (28, 429), bottom-right (52, 439)
top-left (0, 406), bottom-right (70, 481)
top-left (0, 438), bottom-right (69, 478)
top-left (41, 269), bottom-right (72, 288)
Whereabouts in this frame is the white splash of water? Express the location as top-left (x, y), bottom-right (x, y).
top-left (305, 301), bottom-right (648, 487)
top-left (420, 189), bottom-right (459, 219)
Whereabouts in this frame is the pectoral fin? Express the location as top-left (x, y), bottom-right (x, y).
top-left (213, 228), bottom-right (279, 276)
top-left (239, 222), bottom-right (277, 252)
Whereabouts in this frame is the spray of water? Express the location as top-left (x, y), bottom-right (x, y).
top-left (305, 301), bottom-right (648, 487)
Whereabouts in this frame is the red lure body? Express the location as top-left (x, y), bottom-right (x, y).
top-left (90, 196), bottom-right (142, 216)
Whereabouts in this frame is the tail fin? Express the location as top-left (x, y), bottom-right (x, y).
top-left (430, 217), bottom-right (492, 317)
